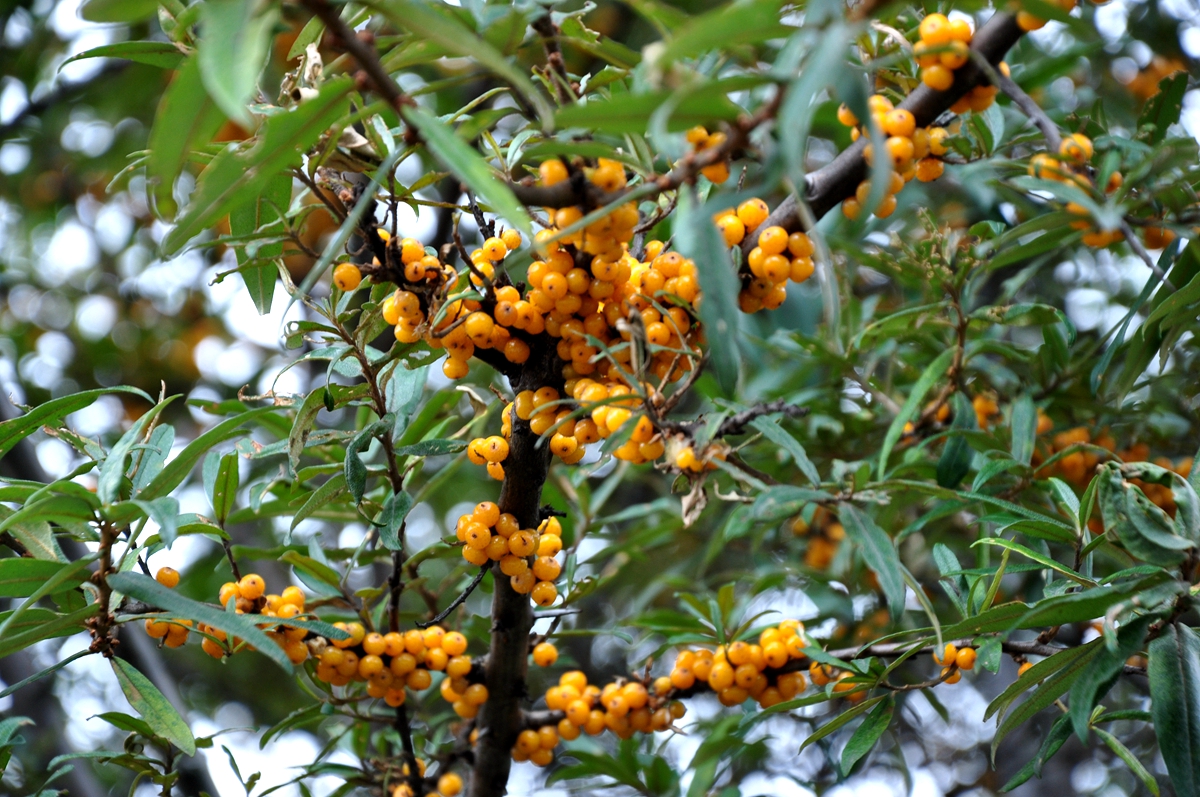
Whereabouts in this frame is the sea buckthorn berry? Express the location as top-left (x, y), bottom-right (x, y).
top-left (533, 556), bottom-right (562, 582)
top-left (919, 12), bottom-right (952, 45)
top-left (482, 237), bottom-right (508, 261)
top-left (499, 555), bottom-right (528, 577)
top-left (443, 358), bottom-right (469, 380)
top-left (836, 103), bottom-right (858, 127)
top-left (1018, 661), bottom-right (1033, 677)
top-left (473, 501), bottom-right (500, 527)
top-left (332, 263), bottom-right (362, 291)
top-left (407, 668), bottom-right (432, 691)
top-left (942, 666), bottom-right (962, 684)
top-left (934, 642), bottom-right (959, 666)
top-left (438, 773), bottom-right (463, 797)
top-left (481, 436), bottom-right (509, 463)
top-left (756, 225), bottom-right (789, 256)
top-left (362, 632), bottom-right (387, 656)
top-left (956, 647), bottom-right (977, 671)
top-left (508, 530), bottom-right (537, 557)
top-left (145, 618), bottom-right (170, 638)
top-left (1059, 133), bottom-right (1093, 164)
top-left (736, 198), bottom-right (770, 231)
top-left (238, 573), bottom-right (265, 600)
top-left (916, 157), bottom-right (945, 182)
top-left (441, 631), bottom-right (467, 657)
top-left (922, 64), bottom-right (954, 91)
top-left (841, 198), bottom-right (861, 221)
top-left (155, 567), bottom-right (180, 588)
top-left (531, 581), bottom-right (558, 606)
top-left (533, 642), bottom-right (558, 667)
top-left (882, 109), bottom-right (916, 138)
top-left (501, 228), bottom-right (522, 251)
top-left (715, 214), bottom-right (746, 246)
top-left (540, 159), bottom-right (568, 186)
top-left (1017, 11), bottom-right (1045, 31)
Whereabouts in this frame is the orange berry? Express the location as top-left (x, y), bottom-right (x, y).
top-left (533, 642), bottom-right (558, 667)
top-left (238, 574), bottom-right (265, 600)
top-left (332, 263), bottom-right (362, 291)
top-left (155, 567), bottom-right (180, 588)
top-left (922, 65), bottom-right (954, 91)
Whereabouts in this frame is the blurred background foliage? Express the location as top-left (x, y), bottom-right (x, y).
top-left (1, 0), bottom-right (1199, 795)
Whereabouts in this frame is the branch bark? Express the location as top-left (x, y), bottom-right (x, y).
top-left (468, 338), bottom-right (560, 797)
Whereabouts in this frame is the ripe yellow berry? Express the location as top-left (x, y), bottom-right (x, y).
top-left (922, 65), bottom-right (954, 91)
top-left (836, 103), bottom-right (858, 127)
top-left (533, 642), bottom-right (558, 667)
top-left (540, 159), bottom-right (568, 186)
top-left (332, 263), bottom-right (362, 292)
top-left (736, 198), bottom-right (770, 231)
top-left (238, 573), bottom-right (265, 600)
top-left (956, 647), bottom-right (977, 671)
top-left (155, 567), bottom-right (180, 588)
top-left (915, 157), bottom-right (945, 182)
top-left (1018, 661), bottom-right (1033, 677)
top-left (482, 237), bottom-right (508, 261)
top-left (882, 109), bottom-right (916, 138)
top-left (1059, 133), bottom-right (1093, 164)
top-left (919, 13), bottom-right (952, 45)
top-left (531, 581), bottom-right (558, 606)
top-left (437, 773), bottom-right (463, 797)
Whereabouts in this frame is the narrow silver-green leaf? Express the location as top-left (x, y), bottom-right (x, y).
top-left (110, 658), bottom-right (196, 755)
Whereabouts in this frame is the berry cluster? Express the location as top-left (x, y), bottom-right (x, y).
top-left (313, 622), bottom-right (476, 712)
top-left (685, 126), bottom-right (731, 184)
top-left (142, 567), bottom-right (192, 648)
top-left (388, 760), bottom-right (464, 797)
top-left (710, 199), bottom-right (816, 313)
top-left (456, 504), bottom-right (563, 607)
top-left (932, 641), bottom-right (978, 684)
top-left (791, 506), bottom-right (845, 570)
top-left (669, 619), bottom-right (813, 708)
top-left (915, 12), bottom-right (999, 117)
top-left (836, 95), bottom-right (953, 222)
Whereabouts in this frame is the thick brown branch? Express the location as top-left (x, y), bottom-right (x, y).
top-left (468, 338), bottom-right (561, 797)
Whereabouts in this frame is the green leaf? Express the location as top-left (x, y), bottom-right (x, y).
top-left (677, 188), bottom-right (739, 394)
top-left (211, 453), bottom-right (239, 525)
top-left (1149, 624), bottom-right (1200, 797)
top-left (659, 0), bottom-right (789, 63)
top-left (291, 474), bottom-right (347, 533)
top-left (1138, 73), bottom-right (1188, 144)
top-left (1094, 727), bottom-right (1160, 796)
top-left (377, 491), bottom-right (413, 551)
top-left (140, 406), bottom-right (279, 500)
top-left (555, 83), bottom-right (748, 134)
top-left (749, 416), bottom-right (820, 485)
top-left (1001, 713), bottom-right (1072, 791)
top-left (199, 0), bottom-right (279, 126)
top-left (61, 41), bottom-right (185, 70)
top-left (392, 438), bottom-right (466, 458)
top-left (164, 78), bottom-right (352, 254)
top-left (0, 505), bottom-right (62, 561)
top-left (288, 388), bottom-right (328, 476)
top-left (992, 640), bottom-right (1103, 759)
top-left (1010, 394), bottom-right (1036, 466)
top-left (147, 56), bottom-right (227, 218)
top-left (840, 694), bottom-right (894, 775)
top-left (0, 606), bottom-right (99, 659)
top-left (799, 694), bottom-right (886, 753)
top-left (98, 397), bottom-right (176, 504)
top-left (838, 503), bottom-right (905, 619)
top-left (972, 538), bottom-right (1093, 586)
top-left (79, 0), bottom-right (158, 23)
top-left (369, 0), bottom-right (552, 128)
top-left (1098, 463), bottom-right (1193, 566)
top-left (878, 347), bottom-right (956, 478)
top-left (0, 387), bottom-right (151, 460)
top-left (279, 551), bottom-right (343, 592)
top-left (936, 394), bottom-right (975, 489)
top-left (0, 559), bottom-right (86, 598)
top-left (1069, 614), bottom-right (1153, 740)
top-left (750, 485), bottom-right (834, 520)
top-left (107, 572), bottom-right (293, 671)
top-left (402, 106), bottom-right (532, 238)
top-left (133, 497), bottom-right (180, 547)
top-left (0, 649), bottom-right (92, 699)
top-left (110, 658), bottom-right (196, 756)
top-left (228, 172), bottom-right (292, 314)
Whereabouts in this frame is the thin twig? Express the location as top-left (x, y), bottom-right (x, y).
top-left (969, 50), bottom-right (1061, 153)
top-left (416, 566), bottom-right (490, 628)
